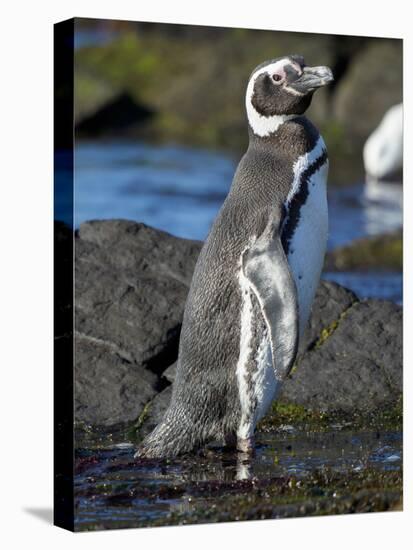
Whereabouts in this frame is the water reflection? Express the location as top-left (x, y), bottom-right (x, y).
top-left (363, 179), bottom-right (403, 236)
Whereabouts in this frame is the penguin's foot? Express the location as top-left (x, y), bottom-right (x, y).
top-left (236, 436), bottom-right (255, 454)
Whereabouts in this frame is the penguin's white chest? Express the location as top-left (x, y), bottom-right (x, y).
top-left (285, 139), bottom-right (329, 334)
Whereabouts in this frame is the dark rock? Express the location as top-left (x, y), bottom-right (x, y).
top-left (76, 92), bottom-right (155, 136)
top-left (299, 281), bottom-right (357, 355)
top-left (76, 219), bottom-right (201, 370)
top-left (162, 361), bottom-right (177, 384)
top-left (281, 299), bottom-right (402, 413)
top-left (75, 336), bottom-right (158, 427)
top-left (75, 219), bottom-right (201, 427)
top-left (74, 71), bottom-right (118, 124)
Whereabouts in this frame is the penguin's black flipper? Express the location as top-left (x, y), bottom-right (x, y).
top-left (242, 208), bottom-right (299, 380)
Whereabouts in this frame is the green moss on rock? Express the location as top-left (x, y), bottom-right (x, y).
top-left (258, 401), bottom-right (330, 431)
top-left (325, 231), bottom-right (402, 271)
top-left (258, 396), bottom-right (402, 432)
top-left (127, 400), bottom-right (152, 442)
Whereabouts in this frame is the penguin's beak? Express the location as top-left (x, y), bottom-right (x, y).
top-left (294, 65), bottom-right (334, 93)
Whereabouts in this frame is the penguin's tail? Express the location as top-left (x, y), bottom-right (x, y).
top-left (134, 410), bottom-right (198, 459)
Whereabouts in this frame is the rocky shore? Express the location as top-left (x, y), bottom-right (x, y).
top-left (60, 219), bottom-right (402, 440)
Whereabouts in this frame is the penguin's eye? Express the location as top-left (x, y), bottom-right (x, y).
top-left (272, 73), bottom-right (284, 84)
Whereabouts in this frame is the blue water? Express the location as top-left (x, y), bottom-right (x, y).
top-left (73, 141), bottom-right (235, 240)
top-left (59, 140), bottom-right (403, 302)
top-left (323, 271), bottom-right (403, 304)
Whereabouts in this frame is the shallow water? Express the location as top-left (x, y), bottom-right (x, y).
top-left (74, 429), bottom-right (401, 530)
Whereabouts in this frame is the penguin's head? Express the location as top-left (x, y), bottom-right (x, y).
top-left (246, 55), bottom-right (333, 137)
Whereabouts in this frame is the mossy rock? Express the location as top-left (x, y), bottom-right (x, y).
top-left (74, 70), bottom-right (119, 123)
top-left (325, 230), bottom-right (402, 271)
top-left (258, 396), bottom-right (402, 432)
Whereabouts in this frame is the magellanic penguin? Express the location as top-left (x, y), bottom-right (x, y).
top-left (135, 55), bottom-right (333, 458)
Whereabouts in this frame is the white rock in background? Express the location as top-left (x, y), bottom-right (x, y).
top-left (363, 103), bottom-right (403, 181)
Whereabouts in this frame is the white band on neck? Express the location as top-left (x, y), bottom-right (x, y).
top-left (246, 59), bottom-right (295, 137)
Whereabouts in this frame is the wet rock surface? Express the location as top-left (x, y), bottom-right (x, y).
top-left (74, 430), bottom-right (402, 531)
top-left (72, 220), bottom-right (402, 432)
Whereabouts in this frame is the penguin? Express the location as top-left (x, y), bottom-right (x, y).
top-left (135, 55), bottom-right (333, 458)
top-left (363, 103), bottom-right (403, 182)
